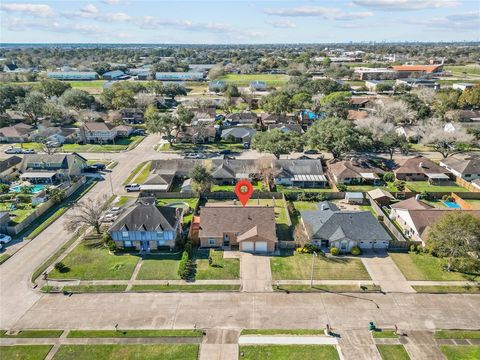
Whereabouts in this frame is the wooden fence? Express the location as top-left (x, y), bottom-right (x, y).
top-left (456, 177), bottom-right (480, 193)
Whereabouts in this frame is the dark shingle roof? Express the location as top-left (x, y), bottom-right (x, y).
top-left (441, 155), bottom-right (480, 175)
top-left (110, 203), bottom-right (180, 232)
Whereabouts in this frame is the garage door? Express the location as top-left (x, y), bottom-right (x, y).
top-left (255, 242), bottom-right (267, 253)
top-left (359, 241), bottom-right (373, 249)
top-left (241, 242), bottom-right (254, 252)
top-left (374, 241), bottom-right (388, 249)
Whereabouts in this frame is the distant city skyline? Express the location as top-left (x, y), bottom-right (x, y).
top-left (0, 0), bottom-right (479, 44)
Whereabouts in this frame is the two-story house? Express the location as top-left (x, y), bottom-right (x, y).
top-left (19, 153), bottom-right (88, 183)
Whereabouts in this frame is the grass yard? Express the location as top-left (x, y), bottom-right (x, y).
top-left (67, 329), bottom-right (202, 338)
top-left (444, 65), bottom-right (480, 77)
top-left (0, 345), bottom-right (53, 360)
top-left (241, 329), bottom-right (326, 336)
top-left (0, 253), bottom-right (11, 265)
top-left (440, 346), bottom-right (480, 360)
top-left (62, 285), bottom-right (127, 293)
top-left (413, 285), bottom-right (480, 293)
top-left (435, 330), bottom-right (480, 340)
top-left (389, 252), bottom-right (477, 281)
top-left (274, 284), bottom-right (380, 293)
top-left (136, 253), bottom-right (182, 280)
top-left (404, 181), bottom-right (468, 193)
top-left (130, 284), bottom-right (240, 292)
top-left (271, 252), bottom-right (371, 280)
top-left (131, 161), bottom-right (151, 184)
top-left (211, 181), bottom-right (264, 192)
top-left (0, 202), bottom-right (35, 225)
top-left (114, 196), bottom-right (134, 207)
top-left (0, 330), bottom-right (63, 338)
top-left (217, 73), bottom-right (289, 87)
top-left (52, 344), bottom-right (199, 360)
top-left (377, 345), bottom-right (410, 360)
top-left (372, 330), bottom-right (398, 338)
top-left (276, 185), bottom-right (333, 194)
top-left (156, 197), bottom-right (199, 223)
top-left (239, 345), bottom-right (339, 360)
top-left (48, 240), bottom-right (139, 280)
top-left (123, 160), bottom-right (148, 185)
top-left (195, 249), bottom-right (240, 280)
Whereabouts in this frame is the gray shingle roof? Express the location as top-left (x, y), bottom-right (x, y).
top-left (301, 201), bottom-right (391, 242)
top-left (110, 203), bottom-right (180, 232)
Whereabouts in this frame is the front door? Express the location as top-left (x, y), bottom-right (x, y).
top-left (141, 233), bottom-right (149, 252)
top-left (223, 234), bottom-right (230, 246)
top-left (340, 241), bottom-right (348, 252)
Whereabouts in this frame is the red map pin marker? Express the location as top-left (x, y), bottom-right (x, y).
top-left (235, 180), bottom-right (254, 207)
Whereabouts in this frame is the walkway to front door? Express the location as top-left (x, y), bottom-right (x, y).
top-left (240, 253), bottom-right (272, 292)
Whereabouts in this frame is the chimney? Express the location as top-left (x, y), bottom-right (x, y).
top-left (321, 204), bottom-right (327, 211)
top-left (419, 162), bottom-right (424, 169)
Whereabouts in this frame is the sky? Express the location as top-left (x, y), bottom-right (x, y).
top-left (0, 0), bottom-right (479, 44)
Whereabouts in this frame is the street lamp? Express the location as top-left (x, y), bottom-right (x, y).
top-left (310, 251), bottom-right (318, 288)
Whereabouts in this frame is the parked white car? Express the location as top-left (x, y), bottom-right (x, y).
top-left (124, 184), bottom-right (140, 192)
top-left (0, 234), bottom-right (12, 244)
top-left (100, 214), bottom-right (117, 223)
top-left (107, 207), bottom-right (123, 215)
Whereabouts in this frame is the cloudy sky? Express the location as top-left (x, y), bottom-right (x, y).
top-left (0, 0), bottom-right (479, 43)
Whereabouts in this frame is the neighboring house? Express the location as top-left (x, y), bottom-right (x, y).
top-left (367, 188), bottom-right (394, 206)
top-left (221, 127), bottom-right (256, 143)
top-left (394, 156), bottom-right (452, 182)
top-left (19, 153), bottom-right (87, 183)
top-left (365, 80), bottom-right (389, 92)
top-left (347, 110), bottom-right (368, 121)
top-left (181, 178), bottom-right (193, 193)
top-left (392, 64), bottom-right (443, 78)
top-left (140, 173), bottom-right (175, 193)
top-left (0, 155), bottom-right (22, 183)
top-left (301, 201), bottom-right (391, 252)
top-left (211, 163), bottom-right (237, 185)
top-left (452, 83), bottom-right (474, 91)
top-left (209, 80), bottom-right (226, 92)
top-left (81, 122), bottom-right (131, 143)
top-left (176, 125), bottom-right (217, 143)
top-left (261, 113), bottom-right (295, 125)
top-left (102, 70), bottom-right (127, 80)
top-left (268, 124), bottom-right (304, 134)
top-left (354, 67), bottom-right (397, 80)
top-left (350, 97), bottom-right (373, 109)
top-left (47, 71), bottom-right (98, 80)
top-left (328, 158), bottom-right (384, 185)
top-left (0, 123), bottom-right (35, 143)
top-left (114, 125), bottom-right (134, 137)
top-left (250, 81), bottom-right (267, 91)
top-left (198, 206), bottom-right (277, 253)
top-left (440, 155), bottom-right (480, 181)
top-left (34, 127), bottom-right (79, 144)
top-left (155, 72), bottom-right (204, 81)
top-left (3, 63), bottom-right (18, 72)
top-left (225, 112), bottom-right (259, 126)
top-left (120, 109), bottom-right (144, 124)
top-left (395, 78), bottom-right (440, 90)
top-left (390, 198), bottom-right (480, 243)
top-left (109, 199), bottom-right (182, 251)
top-left (273, 160), bottom-right (327, 188)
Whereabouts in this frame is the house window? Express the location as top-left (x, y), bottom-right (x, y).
top-left (157, 239), bottom-right (165, 245)
top-left (156, 232), bottom-right (164, 240)
top-left (124, 240), bottom-right (132, 247)
top-left (464, 174), bottom-right (471, 177)
top-left (122, 231), bottom-right (129, 238)
top-left (208, 238), bottom-right (216, 245)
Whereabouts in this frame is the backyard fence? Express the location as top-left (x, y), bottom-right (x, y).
top-left (455, 177), bottom-right (480, 193)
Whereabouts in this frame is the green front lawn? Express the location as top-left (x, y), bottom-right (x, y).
top-left (217, 73), bottom-right (289, 87)
top-left (377, 345), bottom-right (410, 360)
top-left (123, 161), bottom-right (148, 185)
top-left (62, 285), bottom-right (128, 293)
top-left (276, 185), bottom-right (333, 194)
top-left (440, 346), bottom-right (480, 360)
top-left (274, 284), bottom-right (380, 293)
top-left (52, 344), bottom-right (199, 360)
top-left (166, 141), bottom-right (245, 153)
top-left (239, 345), bottom-right (339, 360)
top-left (60, 136), bottom-right (144, 153)
top-left (0, 330), bottom-right (63, 338)
top-left (195, 250), bottom-right (240, 280)
top-left (271, 252), bottom-right (371, 280)
top-left (0, 345), bottom-right (52, 360)
top-left (131, 161), bottom-right (152, 184)
top-left (0, 253), bottom-right (11, 265)
top-left (130, 284), bottom-right (240, 292)
top-left (435, 330), bottom-right (480, 340)
top-left (372, 330), bottom-right (398, 338)
top-left (136, 253), bottom-right (182, 280)
top-left (67, 330), bottom-right (202, 338)
top-left (413, 285), bottom-right (480, 293)
top-left (404, 181), bottom-right (468, 193)
top-left (0, 202), bottom-right (35, 226)
top-left (389, 252), bottom-right (477, 281)
top-left (48, 240), bottom-right (139, 280)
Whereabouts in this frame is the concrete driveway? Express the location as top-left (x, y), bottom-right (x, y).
top-left (361, 252), bottom-right (415, 293)
top-left (240, 253), bottom-right (272, 292)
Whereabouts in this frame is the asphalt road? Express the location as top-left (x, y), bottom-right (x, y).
top-left (1, 134), bottom-right (480, 334)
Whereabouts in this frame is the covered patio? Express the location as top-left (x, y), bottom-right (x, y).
top-left (19, 171), bottom-right (57, 184)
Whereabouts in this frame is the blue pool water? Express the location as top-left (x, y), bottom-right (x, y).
top-left (10, 184), bottom-right (47, 194)
top-left (442, 201), bottom-right (461, 209)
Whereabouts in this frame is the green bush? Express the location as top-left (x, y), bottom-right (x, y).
top-left (54, 261), bottom-right (68, 273)
top-left (330, 247), bottom-right (340, 255)
top-left (382, 172), bottom-right (395, 183)
top-left (409, 244), bottom-right (417, 252)
top-left (178, 250), bottom-right (196, 280)
top-left (297, 192), bottom-right (327, 202)
top-left (419, 191), bottom-right (430, 200)
top-left (442, 195), bottom-right (455, 202)
top-left (393, 180), bottom-right (405, 191)
top-left (337, 184), bottom-right (347, 192)
top-left (16, 194), bottom-right (31, 203)
top-left (0, 184), bottom-right (10, 194)
top-left (350, 247), bottom-right (361, 256)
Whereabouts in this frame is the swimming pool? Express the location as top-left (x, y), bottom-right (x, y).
top-left (9, 184), bottom-right (47, 194)
top-left (442, 201), bottom-right (461, 209)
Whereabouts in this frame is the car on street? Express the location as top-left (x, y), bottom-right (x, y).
top-left (90, 163), bottom-right (106, 171)
top-left (107, 207), bottom-right (123, 215)
top-left (219, 149), bottom-right (232, 155)
top-left (124, 183), bottom-right (140, 192)
top-left (100, 213), bottom-right (117, 223)
top-left (0, 234), bottom-right (12, 244)
top-left (4, 147), bottom-right (23, 154)
top-left (21, 149), bottom-right (36, 154)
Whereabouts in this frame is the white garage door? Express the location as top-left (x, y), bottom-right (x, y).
top-left (374, 241), bottom-right (388, 249)
top-left (241, 242), bottom-right (254, 252)
top-left (255, 242), bottom-right (267, 253)
top-left (359, 241), bottom-right (373, 249)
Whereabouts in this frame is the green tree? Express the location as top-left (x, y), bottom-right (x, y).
top-left (163, 83), bottom-right (187, 99)
top-left (458, 86), bottom-right (480, 109)
top-left (252, 129), bottom-right (304, 158)
top-left (290, 92), bottom-right (312, 109)
top-left (38, 79), bottom-right (71, 98)
top-left (144, 105), bottom-right (176, 144)
top-left (433, 89), bottom-right (461, 119)
top-left (189, 164), bottom-right (214, 194)
top-left (0, 85), bottom-right (26, 113)
top-left (376, 83), bottom-right (393, 93)
top-left (260, 92), bottom-right (292, 115)
top-left (427, 212), bottom-right (480, 272)
top-left (319, 91), bottom-right (351, 118)
top-left (380, 132), bottom-right (409, 160)
top-left (224, 84), bottom-right (240, 98)
top-left (305, 118), bottom-right (359, 159)
top-left (59, 89), bottom-right (94, 109)
top-left (16, 91), bottom-right (46, 125)
top-left (322, 57), bottom-right (332, 67)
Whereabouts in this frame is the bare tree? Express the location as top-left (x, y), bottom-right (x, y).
top-left (135, 93), bottom-right (156, 110)
top-left (413, 88), bottom-right (436, 106)
top-left (79, 109), bottom-right (103, 123)
top-left (420, 119), bottom-right (475, 158)
top-left (376, 100), bottom-right (417, 125)
top-left (65, 195), bottom-right (107, 234)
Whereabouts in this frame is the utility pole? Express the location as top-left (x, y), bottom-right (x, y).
top-left (310, 251), bottom-right (317, 288)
